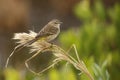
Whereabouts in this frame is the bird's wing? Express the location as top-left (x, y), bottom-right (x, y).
top-left (35, 25), bottom-right (58, 38)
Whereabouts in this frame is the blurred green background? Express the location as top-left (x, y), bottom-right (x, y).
top-left (0, 0), bottom-right (120, 80)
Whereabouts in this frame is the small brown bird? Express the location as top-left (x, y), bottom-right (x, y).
top-left (26, 19), bottom-right (62, 45)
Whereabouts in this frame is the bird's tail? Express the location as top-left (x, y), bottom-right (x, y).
top-left (24, 38), bottom-right (38, 47)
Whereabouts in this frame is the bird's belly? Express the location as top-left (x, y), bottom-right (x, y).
top-left (45, 28), bottom-right (60, 42)
top-left (46, 34), bottom-right (57, 42)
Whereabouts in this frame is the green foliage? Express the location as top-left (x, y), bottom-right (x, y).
top-left (74, 0), bottom-right (92, 21)
top-left (59, 0), bottom-right (120, 80)
top-left (92, 61), bottom-right (110, 80)
top-left (48, 65), bottom-right (76, 80)
top-left (4, 68), bottom-right (20, 80)
top-left (48, 69), bottom-right (60, 80)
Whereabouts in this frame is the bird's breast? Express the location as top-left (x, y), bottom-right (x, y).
top-left (46, 27), bottom-right (60, 42)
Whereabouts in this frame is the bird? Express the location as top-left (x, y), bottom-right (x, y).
top-left (26, 19), bottom-right (62, 45)
top-left (5, 19), bottom-right (62, 68)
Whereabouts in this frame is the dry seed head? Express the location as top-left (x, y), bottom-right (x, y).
top-left (13, 30), bottom-right (37, 44)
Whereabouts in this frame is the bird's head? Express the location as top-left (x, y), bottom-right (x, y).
top-left (48, 19), bottom-right (62, 27)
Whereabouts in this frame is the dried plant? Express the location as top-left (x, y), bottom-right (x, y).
top-left (5, 30), bottom-right (94, 80)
